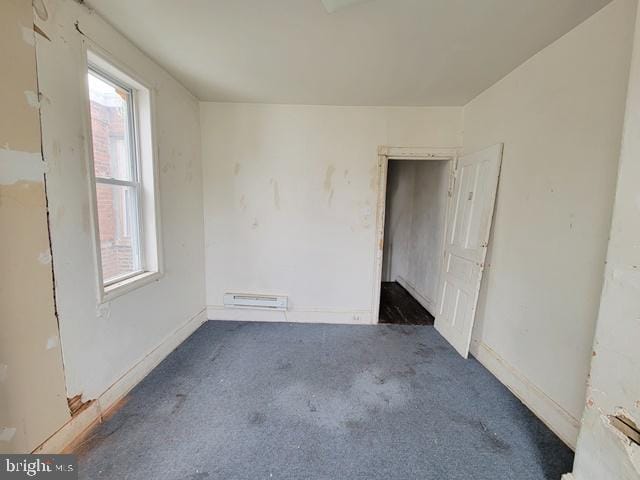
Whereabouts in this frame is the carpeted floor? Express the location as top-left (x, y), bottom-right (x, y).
top-left (76, 321), bottom-right (573, 480)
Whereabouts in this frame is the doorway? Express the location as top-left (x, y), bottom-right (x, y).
top-left (373, 147), bottom-right (456, 326)
top-left (373, 145), bottom-right (503, 357)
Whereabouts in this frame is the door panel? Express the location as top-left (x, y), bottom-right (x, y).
top-left (435, 144), bottom-right (503, 357)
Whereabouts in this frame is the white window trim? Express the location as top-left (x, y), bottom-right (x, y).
top-left (82, 40), bottom-right (164, 304)
top-left (90, 65), bottom-right (145, 284)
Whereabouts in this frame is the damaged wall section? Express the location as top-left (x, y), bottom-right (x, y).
top-left (569, 4), bottom-right (640, 479)
top-left (0, 0), bottom-right (70, 454)
top-left (34, 0), bottom-right (206, 403)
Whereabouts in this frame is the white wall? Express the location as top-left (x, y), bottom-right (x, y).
top-left (570, 5), bottom-right (640, 478)
top-left (383, 160), bottom-right (450, 312)
top-left (462, 0), bottom-right (636, 447)
top-left (201, 103), bottom-right (462, 323)
top-left (35, 0), bottom-right (206, 401)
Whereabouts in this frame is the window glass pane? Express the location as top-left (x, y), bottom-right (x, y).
top-left (95, 183), bottom-right (142, 283)
top-left (88, 71), bottom-right (135, 181)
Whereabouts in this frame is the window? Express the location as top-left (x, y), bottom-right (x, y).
top-left (86, 51), bottom-right (160, 298)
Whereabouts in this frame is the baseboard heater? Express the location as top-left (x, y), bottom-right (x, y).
top-left (223, 293), bottom-right (288, 310)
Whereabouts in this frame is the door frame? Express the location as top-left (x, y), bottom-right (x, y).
top-left (372, 146), bottom-right (460, 323)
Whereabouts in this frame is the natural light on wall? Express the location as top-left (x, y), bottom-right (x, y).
top-left (86, 49), bottom-right (161, 301)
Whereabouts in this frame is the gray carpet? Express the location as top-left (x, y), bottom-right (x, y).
top-left (77, 321), bottom-right (574, 480)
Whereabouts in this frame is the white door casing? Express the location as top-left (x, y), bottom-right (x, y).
top-left (372, 146), bottom-right (459, 324)
top-left (435, 144), bottom-right (503, 357)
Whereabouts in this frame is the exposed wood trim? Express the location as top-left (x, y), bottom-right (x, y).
top-left (67, 395), bottom-right (92, 417)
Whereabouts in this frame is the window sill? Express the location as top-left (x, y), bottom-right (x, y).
top-left (101, 270), bottom-right (162, 303)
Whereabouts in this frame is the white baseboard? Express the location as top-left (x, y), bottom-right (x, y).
top-left (470, 339), bottom-right (580, 449)
top-left (395, 276), bottom-right (435, 314)
top-left (207, 306), bottom-right (372, 325)
top-left (33, 308), bottom-right (207, 454)
top-left (561, 474), bottom-right (575, 480)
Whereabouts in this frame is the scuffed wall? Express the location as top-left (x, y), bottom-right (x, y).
top-left (383, 160), bottom-right (450, 313)
top-left (462, 0), bottom-right (636, 446)
top-left (570, 4), bottom-right (640, 478)
top-left (201, 103), bottom-right (462, 323)
top-left (34, 0), bottom-right (205, 400)
top-left (0, 0), bottom-right (70, 453)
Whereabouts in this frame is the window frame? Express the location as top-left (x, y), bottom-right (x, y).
top-left (83, 43), bottom-right (163, 303)
top-left (89, 65), bottom-right (145, 287)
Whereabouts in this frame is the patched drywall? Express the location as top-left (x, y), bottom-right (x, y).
top-left (462, 0), bottom-right (636, 446)
top-left (383, 160), bottom-right (450, 312)
top-left (570, 4), bottom-right (640, 478)
top-left (34, 0), bottom-right (206, 400)
top-left (201, 104), bottom-right (462, 323)
top-left (0, 0), bottom-right (70, 453)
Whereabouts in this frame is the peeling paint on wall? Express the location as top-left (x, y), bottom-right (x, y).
top-left (67, 395), bottom-right (92, 417)
top-left (24, 90), bottom-right (40, 109)
top-left (38, 251), bottom-right (52, 265)
top-left (36, 0), bottom-right (206, 404)
top-left (604, 413), bottom-right (640, 474)
top-left (201, 103), bottom-right (462, 321)
top-left (46, 336), bottom-right (59, 350)
top-left (569, 3), bottom-right (640, 478)
top-left (0, 428), bottom-right (17, 443)
top-left (1, 0), bottom-right (71, 455)
top-left (0, 149), bottom-right (46, 185)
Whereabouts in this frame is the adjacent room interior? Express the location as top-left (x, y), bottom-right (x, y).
top-left (379, 158), bottom-right (450, 326)
top-left (3, 0), bottom-right (640, 479)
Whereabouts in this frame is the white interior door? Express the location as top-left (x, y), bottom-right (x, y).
top-left (435, 144), bottom-right (503, 358)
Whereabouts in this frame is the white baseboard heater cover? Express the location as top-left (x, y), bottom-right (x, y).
top-left (223, 293), bottom-right (288, 310)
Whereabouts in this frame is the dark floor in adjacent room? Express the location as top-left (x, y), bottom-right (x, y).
top-left (76, 321), bottom-right (573, 480)
top-left (379, 281), bottom-right (435, 325)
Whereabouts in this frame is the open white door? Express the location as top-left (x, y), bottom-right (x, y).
top-left (435, 144), bottom-right (503, 358)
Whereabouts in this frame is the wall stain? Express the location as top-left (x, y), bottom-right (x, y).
top-left (324, 165), bottom-right (335, 191)
top-left (270, 178), bottom-right (281, 210)
top-left (324, 165), bottom-right (336, 206)
top-left (234, 163), bottom-right (241, 175)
